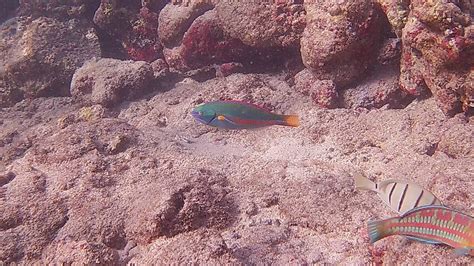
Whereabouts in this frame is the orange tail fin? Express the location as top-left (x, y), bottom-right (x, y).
top-left (281, 115), bottom-right (300, 127)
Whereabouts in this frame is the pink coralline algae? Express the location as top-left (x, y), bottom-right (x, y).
top-left (399, 1), bottom-right (473, 116)
top-left (294, 69), bottom-right (339, 109)
top-left (180, 12), bottom-right (247, 70)
top-left (163, 9), bottom-right (289, 73)
top-left (123, 7), bottom-right (162, 62)
top-left (376, 0), bottom-right (410, 37)
top-left (94, 1), bottom-right (163, 62)
top-left (215, 1), bottom-right (306, 48)
top-left (301, 0), bottom-right (388, 87)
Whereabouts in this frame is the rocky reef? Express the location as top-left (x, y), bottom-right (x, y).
top-left (0, 0), bottom-right (473, 264)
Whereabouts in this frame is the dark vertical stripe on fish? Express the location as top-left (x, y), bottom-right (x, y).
top-left (414, 190), bottom-right (424, 208)
top-left (388, 183), bottom-right (397, 204)
top-left (398, 184), bottom-right (409, 212)
top-left (430, 196), bottom-right (438, 205)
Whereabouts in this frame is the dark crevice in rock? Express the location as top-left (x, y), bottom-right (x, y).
top-left (0, 171), bottom-right (16, 186)
top-left (159, 188), bottom-right (188, 238)
top-left (0, 212), bottom-right (23, 231)
top-left (84, 0), bottom-right (101, 20)
top-left (52, 215), bottom-right (69, 237)
top-left (163, 4), bottom-right (215, 49)
top-left (95, 27), bottom-right (128, 60)
top-left (0, 0), bottom-right (19, 24)
top-left (103, 228), bottom-right (128, 250)
top-left (425, 142), bottom-right (439, 156)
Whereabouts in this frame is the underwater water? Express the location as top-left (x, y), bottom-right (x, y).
top-left (0, 0), bottom-right (473, 264)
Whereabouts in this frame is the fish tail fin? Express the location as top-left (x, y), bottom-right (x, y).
top-left (354, 172), bottom-right (377, 191)
top-left (367, 219), bottom-right (391, 244)
top-left (281, 115), bottom-right (300, 127)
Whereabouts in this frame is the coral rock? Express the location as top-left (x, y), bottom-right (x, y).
top-left (301, 0), bottom-right (387, 87)
top-left (0, 167), bottom-right (69, 263)
top-left (129, 230), bottom-right (238, 264)
top-left (376, 0), bottom-right (409, 37)
top-left (399, 1), bottom-right (473, 116)
top-left (438, 123), bottom-right (474, 159)
top-left (17, 0), bottom-right (100, 21)
top-left (159, 3), bottom-right (296, 75)
top-left (294, 69), bottom-right (339, 108)
top-left (215, 1), bottom-right (306, 48)
top-left (216, 62), bottom-right (244, 78)
top-left (158, 1), bottom-right (213, 48)
top-left (42, 241), bottom-right (119, 265)
top-left (377, 38), bottom-right (401, 65)
top-left (94, 1), bottom-right (163, 61)
top-left (341, 65), bottom-right (409, 109)
top-left (162, 10), bottom-right (252, 72)
top-left (0, 17), bottom-right (100, 107)
top-left (70, 58), bottom-right (155, 107)
top-left (150, 58), bottom-right (170, 78)
top-left (141, 0), bottom-right (168, 12)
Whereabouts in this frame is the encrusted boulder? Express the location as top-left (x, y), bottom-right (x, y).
top-left (438, 122), bottom-right (474, 159)
top-left (399, 1), bottom-right (473, 116)
top-left (159, 2), bottom-right (299, 74)
top-left (162, 10), bottom-right (250, 71)
top-left (341, 65), bottom-right (409, 109)
top-left (301, 0), bottom-right (387, 87)
top-left (17, 0), bottom-right (100, 20)
top-left (158, 0), bottom-right (214, 48)
top-left (376, 0), bottom-right (409, 37)
top-left (0, 17), bottom-right (100, 107)
top-left (163, 9), bottom-right (286, 74)
top-left (70, 58), bottom-right (155, 107)
top-left (93, 0), bottom-right (163, 61)
top-left (294, 69), bottom-right (339, 109)
top-left (215, 1), bottom-right (306, 48)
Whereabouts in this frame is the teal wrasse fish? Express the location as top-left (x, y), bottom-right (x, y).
top-left (368, 205), bottom-right (474, 256)
top-left (191, 100), bottom-right (300, 129)
top-left (355, 173), bottom-right (442, 214)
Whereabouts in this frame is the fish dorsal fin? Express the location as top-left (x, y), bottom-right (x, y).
top-left (211, 100), bottom-right (275, 114)
top-left (378, 179), bottom-right (405, 188)
top-left (377, 179), bottom-right (431, 192)
top-left (400, 205), bottom-right (454, 218)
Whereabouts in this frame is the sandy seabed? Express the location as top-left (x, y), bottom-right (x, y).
top-left (1, 73), bottom-right (473, 264)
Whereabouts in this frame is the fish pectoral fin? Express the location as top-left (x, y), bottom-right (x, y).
top-left (453, 248), bottom-right (471, 256)
top-left (405, 236), bottom-right (442, 245)
top-left (217, 115), bottom-right (240, 125)
top-left (354, 172), bottom-right (377, 191)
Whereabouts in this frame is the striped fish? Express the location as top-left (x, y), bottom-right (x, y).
top-left (368, 205), bottom-right (474, 256)
top-left (355, 173), bottom-right (442, 214)
top-left (191, 100), bottom-right (299, 129)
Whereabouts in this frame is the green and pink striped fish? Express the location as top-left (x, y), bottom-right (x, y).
top-left (368, 205), bottom-right (474, 256)
top-left (191, 100), bottom-right (300, 129)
